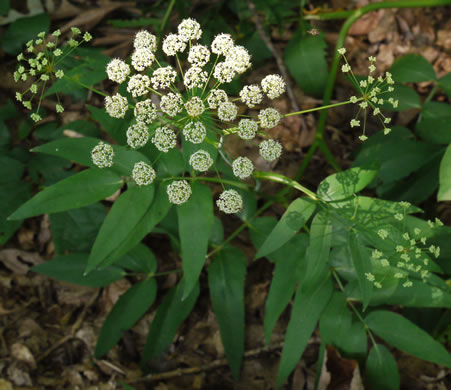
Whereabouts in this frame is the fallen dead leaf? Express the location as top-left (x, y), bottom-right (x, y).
top-left (0, 249), bottom-right (43, 274)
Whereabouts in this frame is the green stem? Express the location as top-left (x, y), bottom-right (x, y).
top-left (253, 171), bottom-right (318, 200)
top-left (63, 75), bottom-right (107, 97)
top-left (160, 175), bottom-right (250, 191)
top-left (159, 0), bottom-right (176, 37)
top-left (283, 98), bottom-right (358, 118)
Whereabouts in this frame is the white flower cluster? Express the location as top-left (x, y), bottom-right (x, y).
top-left (91, 141), bottom-right (114, 168)
top-left (98, 18), bottom-right (287, 211)
top-left (337, 48), bottom-right (396, 141)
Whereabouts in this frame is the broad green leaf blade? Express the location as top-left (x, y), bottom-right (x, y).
top-left (88, 105), bottom-right (129, 145)
top-left (105, 184), bottom-right (171, 266)
top-left (32, 254), bottom-right (125, 287)
top-left (381, 85), bottom-right (421, 112)
top-left (50, 203), bottom-right (106, 254)
top-left (366, 344), bottom-right (400, 390)
top-left (366, 310), bottom-right (451, 367)
top-left (264, 234), bottom-right (308, 344)
top-left (284, 31), bottom-right (328, 97)
top-left (390, 54), bottom-right (436, 83)
top-left (317, 167), bottom-right (377, 201)
top-left (209, 247), bottom-right (247, 379)
top-left (303, 212), bottom-right (332, 290)
top-left (115, 244), bottom-right (157, 273)
top-left (256, 198), bottom-right (315, 259)
top-left (438, 73), bottom-right (451, 98)
top-left (438, 145), bottom-right (451, 201)
top-left (95, 278), bottom-right (157, 357)
top-left (276, 277), bottom-right (333, 388)
top-left (319, 292), bottom-right (352, 347)
top-left (87, 184), bottom-right (155, 273)
top-left (9, 169), bottom-right (122, 220)
top-left (141, 279), bottom-right (199, 364)
top-left (349, 233), bottom-right (373, 310)
top-left (177, 183), bottom-right (214, 299)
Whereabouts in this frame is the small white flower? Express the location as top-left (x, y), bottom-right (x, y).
top-left (56, 104), bottom-right (64, 113)
top-left (358, 135), bottom-right (368, 141)
top-left (132, 161), bottom-right (156, 186)
top-left (91, 141), bottom-right (114, 168)
top-left (342, 64), bottom-right (351, 72)
top-left (218, 101), bottom-right (238, 122)
top-left (211, 33), bottom-right (234, 56)
top-left (151, 66), bottom-right (177, 89)
top-left (232, 157), bottom-right (254, 179)
top-left (259, 139), bottom-right (282, 161)
top-left (217, 189), bottom-right (243, 214)
top-left (127, 74), bottom-right (151, 97)
top-left (127, 122), bottom-right (149, 149)
top-left (132, 47), bottom-right (155, 71)
top-left (189, 150), bottom-right (214, 172)
top-left (185, 96), bottom-right (205, 117)
top-left (183, 121), bottom-right (207, 144)
top-left (167, 180), bottom-right (192, 205)
top-left (160, 92), bottom-right (183, 117)
top-left (134, 30), bottom-right (157, 51)
top-left (207, 89), bottom-right (228, 109)
top-left (188, 44), bottom-right (210, 67)
top-left (152, 126), bottom-right (177, 152)
top-left (384, 128), bottom-right (391, 135)
top-left (258, 107), bottom-right (281, 129)
top-left (134, 99), bottom-right (157, 124)
top-left (226, 45), bottom-right (251, 74)
top-left (184, 66), bottom-right (208, 89)
top-left (261, 74), bottom-right (286, 99)
top-left (106, 58), bottom-right (130, 83)
top-left (213, 61), bottom-right (236, 83)
top-left (240, 84), bottom-right (263, 108)
top-left (238, 119), bottom-right (258, 140)
top-left (350, 119), bottom-right (360, 128)
top-left (337, 48), bottom-right (346, 55)
top-left (162, 34), bottom-right (186, 56)
top-left (178, 18), bottom-right (202, 42)
top-left (105, 93), bottom-right (128, 118)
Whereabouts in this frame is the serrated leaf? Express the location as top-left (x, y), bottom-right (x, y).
top-left (366, 344), bottom-right (400, 390)
top-left (284, 31), bottom-right (328, 97)
top-left (390, 54), bottom-right (436, 83)
top-left (9, 169), bottom-right (122, 220)
top-left (141, 279), bottom-right (199, 364)
top-left (87, 184), bottom-right (154, 273)
top-left (32, 254), bottom-right (125, 287)
top-left (302, 212), bottom-right (332, 290)
top-left (256, 198), bottom-right (316, 259)
top-left (95, 278), bottom-right (157, 357)
top-left (209, 247), bottom-right (247, 379)
top-left (264, 234), bottom-right (308, 344)
top-left (366, 310), bottom-right (451, 367)
top-left (317, 167), bottom-right (377, 201)
top-left (438, 145), bottom-right (451, 201)
top-left (276, 277), bottom-right (333, 388)
top-left (349, 233), bottom-right (373, 310)
top-left (177, 183), bottom-right (213, 299)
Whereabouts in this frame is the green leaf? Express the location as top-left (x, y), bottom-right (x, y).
top-left (1, 13), bottom-right (50, 54)
top-left (366, 344), bottom-right (400, 390)
top-left (366, 310), bottom-right (451, 367)
top-left (88, 105), bottom-right (130, 145)
top-left (9, 169), bottom-right (122, 220)
top-left (319, 292), bottom-right (352, 347)
top-left (32, 254), bottom-right (125, 287)
top-left (277, 277), bottom-right (333, 388)
top-left (284, 31), bottom-right (328, 97)
top-left (380, 85), bottom-right (421, 112)
top-left (177, 183), bottom-right (214, 299)
top-left (141, 279), bottom-right (199, 364)
top-left (209, 247), bottom-right (247, 379)
top-left (416, 102), bottom-right (451, 145)
top-left (50, 203), bottom-right (107, 254)
top-left (107, 184), bottom-right (172, 266)
top-left (349, 233), bottom-right (373, 310)
top-left (264, 234), bottom-right (308, 344)
top-left (390, 54), bottom-right (436, 83)
top-left (317, 167), bottom-right (377, 201)
top-left (302, 212), bottom-right (332, 290)
top-left (438, 145), bottom-right (451, 201)
top-left (95, 278), bottom-right (157, 357)
top-left (0, 0), bottom-right (9, 16)
top-left (256, 198), bottom-right (316, 259)
top-left (438, 73), bottom-right (451, 98)
top-left (87, 184), bottom-right (155, 273)
top-left (115, 244), bottom-right (157, 273)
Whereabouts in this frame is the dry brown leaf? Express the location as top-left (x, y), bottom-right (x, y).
top-left (11, 343), bottom-right (37, 369)
top-left (0, 249), bottom-right (43, 274)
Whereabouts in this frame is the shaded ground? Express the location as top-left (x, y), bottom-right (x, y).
top-left (0, 1), bottom-right (450, 389)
